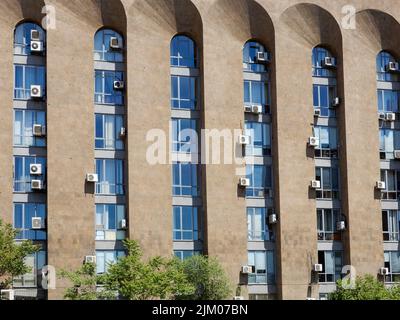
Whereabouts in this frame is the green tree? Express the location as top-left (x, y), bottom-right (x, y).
top-left (329, 274), bottom-right (400, 300)
top-left (177, 255), bottom-right (231, 300)
top-left (0, 219), bottom-right (39, 289)
top-left (103, 240), bottom-right (195, 300)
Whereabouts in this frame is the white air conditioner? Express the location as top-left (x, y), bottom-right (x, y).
top-left (0, 289), bottom-right (15, 301)
top-left (378, 112), bottom-right (387, 120)
top-left (239, 135), bottom-right (250, 145)
top-left (30, 164), bottom-right (42, 175)
top-left (31, 29), bottom-right (40, 41)
top-left (386, 112), bottom-right (396, 121)
top-left (269, 213), bottom-right (278, 225)
top-left (332, 97), bottom-right (340, 107)
top-left (256, 51), bottom-right (269, 63)
top-left (336, 220), bottom-right (346, 231)
top-left (323, 56), bottom-right (336, 68)
top-left (233, 296), bottom-right (244, 300)
top-left (119, 127), bottom-right (126, 138)
top-left (380, 267), bottom-right (389, 275)
top-left (252, 105), bottom-right (262, 114)
top-left (388, 62), bottom-right (400, 72)
top-left (314, 109), bottom-right (321, 117)
top-left (33, 124), bottom-right (46, 137)
top-left (310, 180), bottom-right (321, 189)
top-left (394, 150), bottom-right (400, 159)
top-left (86, 173), bottom-right (99, 183)
top-left (313, 264), bottom-right (323, 272)
top-left (239, 178), bottom-right (250, 187)
top-left (85, 255), bottom-right (96, 264)
top-left (32, 217), bottom-right (43, 230)
top-left (113, 81), bottom-right (124, 90)
top-left (30, 40), bottom-right (44, 53)
top-left (31, 180), bottom-right (43, 190)
top-left (244, 105), bottom-right (253, 113)
top-left (241, 265), bottom-right (253, 274)
top-left (308, 136), bottom-right (319, 147)
top-left (120, 219), bottom-right (127, 229)
top-left (376, 181), bottom-right (386, 190)
top-left (110, 37), bottom-right (122, 50)
top-left (30, 85), bottom-right (43, 98)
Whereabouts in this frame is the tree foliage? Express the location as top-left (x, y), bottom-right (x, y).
top-left (0, 219), bottom-right (39, 289)
top-left (329, 274), bottom-right (400, 300)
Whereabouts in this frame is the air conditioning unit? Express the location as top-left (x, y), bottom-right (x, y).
top-left (30, 41), bottom-right (44, 53)
top-left (0, 289), bottom-right (15, 301)
top-left (332, 97), bottom-right (340, 107)
top-left (85, 256), bottom-right (96, 264)
top-left (120, 219), bottom-right (127, 229)
top-left (323, 56), bottom-right (336, 68)
top-left (380, 267), bottom-right (389, 275)
top-left (313, 264), bottom-right (323, 272)
top-left (239, 135), bottom-right (250, 145)
top-left (110, 37), bottom-right (122, 50)
top-left (233, 296), bottom-right (244, 300)
top-left (386, 112), bottom-right (396, 121)
top-left (308, 136), bottom-right (319, 147)
top-left (252, 105), bottom-right (263, 114)
top-left (31, 180), bottom-right (43, 190)
top-left (387, 62), bottom-right (400, 72)
top-left (256, 51), bottom-right (269, 63)
top-left (30, 85), bottom-right (43, 98)
top-left (269, 213), bottom-right (278, 225)
top-left (336, 220), bottom-right (346, 231)
top-left (394, 150), bottom-right (400, 159)
top-left (378, 112), bottom-right (387, 120)
top-left (239, 178), bottom-right (250, 187)
top-left (33, 124), bottom-right (46, 137)
top-left (31, 29), bottom-right (40, 41)
top-left (244, 105), bottom-right (253, 113)
top-left (310, 180), bottom-right (321, 189)
top-left (314, 109), bottom-right (321, 117)
top-left (86, 173), bottom-right (99, 183)
top-left (30, 164), bottom-right (42, 175)
top-left (376, 181), bottom-right (386, 190)
top-left (119, 127), bottom-right (127, 138)
top-left (32, 217), bottom-right (43, 230)
top-left (113, 81), bottom-right (124, 90)
top-left (241, 265), bottom-right (253, 274)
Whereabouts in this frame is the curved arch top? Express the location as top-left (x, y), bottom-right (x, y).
top-left (0, 0), bottom-right (46, 28)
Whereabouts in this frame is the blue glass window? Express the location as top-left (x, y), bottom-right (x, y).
top-left (13, 250), bottom-right (46, 288)
top-left (313, 84), bottom-right (336, 117)
top-left (170, 35), bottom-right (196, 68)
top-left (243, 41), bottom-right (268, 73)
top-left (95, 204), bottom-right (126, 241)
top-left (248, 251), bottom-right (275, 284)
top-left (14, 65), bottom-right (46, 100)
top-left (14, 156), bottom-right (46, 193)
top-left (173, 206), bottom-right (199, 241)
top-left (312, 47), bottom-right (336, 78)
top-left (377, 51), bottom-right (400, 82)
top-left (14, 109), bottom-right (46, 147)
top-left (172, 162), bottom-right (199, 197)
top-left (313, 126), bottom-right (338, 158)
top-left (96, 250), bottom-right (125, 274)
top-left (94, 70), bottom-right (124, 105)
top-left (244, 80), bottom-right (269, 113)
top-left (380, 129), bottom-right (400, 159)
top-left (171, 76), bottom-right (197, 110)
top-left (378, 90), bottom-right (400, 112)
top-left (247, 207), bottom-right (274, 241)
top-left (174, 250), bottom-right (200, 261)
top-left (14, 23), bottom-right (45, 56)
top-left (94, 29), bottom-right (124, 62)
top-left (172, 118), bottom-right (198, 153)
top-left (318, 251), bottom-right (343, 283)
top-left (14, 203), bottom-right (46, 240)
top-left (95, 159), bottom-right (124, 195)
top-left (315, 167), bottom-right (340, 200)
top-left (95, 114), bottom-right (124, 150)
top-left (384, 251), bottom-right (400, 283)
top-left (246, 165), bottom-right (272, 198)
top-left (245, 122), bottom-right (271, 156)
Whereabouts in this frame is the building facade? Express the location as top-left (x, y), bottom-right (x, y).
top-left (0, 0), bottom-right (400, 300)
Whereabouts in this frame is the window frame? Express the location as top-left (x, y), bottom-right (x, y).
top-left (13, 109), bottom-right (46, 148)
top-left (247, 250), bottom-right (275, 284)
top-left (173, 206), bottom-right (200, 241)
top-left (95, 159), bottom-right (125, 195)
top-left (317, 208), bottom-right (341, 241)
top-left (315, 166), bottom-right (340, 200)
top-left (14, 64), bottom-right (46, 100)
top-left (246, 165), bottom-right (273, 198)
top-left (172, 162), bottom-right (200, 197)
